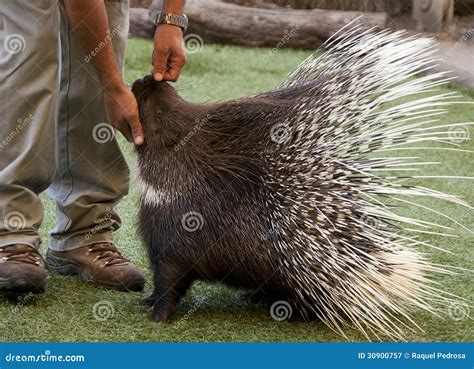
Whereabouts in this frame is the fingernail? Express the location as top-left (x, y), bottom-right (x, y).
top-left (154, 73), bottom-right (163, 81)
top-left (135, 136), bottom-right (144, 145)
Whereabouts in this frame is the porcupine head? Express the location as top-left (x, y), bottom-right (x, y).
top-left (132, 26), bottom-right (470, 340)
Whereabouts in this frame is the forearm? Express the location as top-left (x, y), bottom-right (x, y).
top-left (152, 1), bottom-right (187, 81)
top-left (63, 0), bottom-right (123, 92)
top-left (162, 0), bottom-right (186, 15)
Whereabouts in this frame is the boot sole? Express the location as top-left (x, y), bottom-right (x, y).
top-left (45, 253), bottom-right (144, 292)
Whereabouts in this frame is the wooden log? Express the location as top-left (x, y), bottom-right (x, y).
top-left (384, 0), bottom-right (411, 16)
top-left (279, 0), bottom-right (385, 12)
top-left (129, 8), bottom-right (155, 38)
top-left (129, 0), bottom-right (387, 49)
top-left (249, 0), bottom-right (473, 14)
top-left (412, 0), bottom-right (454, 32)
top-left (129, 0), bottom-right (153, 8)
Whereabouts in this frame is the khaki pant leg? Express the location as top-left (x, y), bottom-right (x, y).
top-left (46, 0), bottom-right (130, 251)
top-left (0, 0), bottom-right (60, 249)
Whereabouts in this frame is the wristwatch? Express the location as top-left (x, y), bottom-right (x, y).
top-left (154, 13), bottom-right (189, 32)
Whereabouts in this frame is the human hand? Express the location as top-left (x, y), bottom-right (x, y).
top-left (104, 83), bottom-right (144, 145)
top-left (152, 24), bottom-right (187, 82)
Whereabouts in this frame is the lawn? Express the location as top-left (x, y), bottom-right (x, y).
top-left (0, 38), bottom-right (472, 342)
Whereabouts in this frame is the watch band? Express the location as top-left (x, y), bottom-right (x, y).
top-left (154, 13), bottom-right (188, 32)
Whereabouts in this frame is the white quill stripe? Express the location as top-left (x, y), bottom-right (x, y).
top-left (137, 177), bottom-right (171, 206)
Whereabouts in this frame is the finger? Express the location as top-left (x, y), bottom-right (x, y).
top-left (152, 49), bottom-right (170, 82)
top-left (127, 112), bottom-right (145, 145)
top-left (118, 122), bottom-right (133, 143)
top-left (164, 69), bottom-right (178, 82)
top-left (164, 55), bottom-right (186, 82)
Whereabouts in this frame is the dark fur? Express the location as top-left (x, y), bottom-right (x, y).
top-left (132, 76), bottom-right (317, 322)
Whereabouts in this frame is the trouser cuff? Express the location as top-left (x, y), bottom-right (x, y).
top-left (49, 231), bottom-right (114, 252)
top-left (0, 232), bottom-right (40, 250)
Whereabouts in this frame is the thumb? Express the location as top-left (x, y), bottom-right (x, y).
top-left (152, 50), bottom-right (170, 82)
top-left (127, 112), bottom-right (144, 145)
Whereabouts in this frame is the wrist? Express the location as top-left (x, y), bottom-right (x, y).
top-left (156, 23), bottom-right (184, 34)
top-left (103, 77), bottom-right (126, 95)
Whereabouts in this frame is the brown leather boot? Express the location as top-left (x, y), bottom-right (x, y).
top-left (0, 244), bottom-right (46, 293)
top-left (45, 243), bottom-right (145, 292)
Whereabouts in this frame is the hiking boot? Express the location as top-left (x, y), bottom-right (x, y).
top-left (0, 244), bottom-right (46, 293)
top-left (45, 242), bottom-right (145, 292)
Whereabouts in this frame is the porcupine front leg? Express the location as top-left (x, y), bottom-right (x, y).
top-left (148, 261), bottom-right (195, 322)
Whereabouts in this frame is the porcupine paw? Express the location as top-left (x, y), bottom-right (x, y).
top-left (150, 311), bottom-right (169, 323)
top-left (150, 300), bottom-right (176, 323)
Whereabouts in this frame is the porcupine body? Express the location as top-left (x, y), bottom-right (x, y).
top-left (132, 26), bottom-right (470, 340)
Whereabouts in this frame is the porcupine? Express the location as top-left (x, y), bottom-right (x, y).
top-left (132, 25), bottom-right (471, 340)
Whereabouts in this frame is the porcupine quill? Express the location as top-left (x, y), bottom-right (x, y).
top-left (132, 24), bottom-right (473, 341)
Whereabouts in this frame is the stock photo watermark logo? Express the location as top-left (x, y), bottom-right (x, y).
top-left (448, 125), bottom-right (470, 144)
top-left (84, 207), bottom-right (113, 241)
top-left (359, 214), bottom-right (381, 230)
top-left (4, 211), bottom-right (26, 232)
top-left (270, 122), bottom-right (292, 144)
top-left (184, 34), bottom-right (204, 54)
top-left (0, 113), bottom-right (34, 150)
top-left (3, 33), bottom-right (26, 55)
top-left (12, 293), bottom-right (34, 312)
top-left (270, 300), bottom-right (293, 322)
top-left (84, 25), bottom-right (122, 63)
top-left (443, 28), bottom-right (474, 59)
top-left (261, 226), bottom-right (281, 241)
top-left (173, 294), bottom-right (209, 330)
top-left (5, 350), bottom-right (85, 363)
top-left (0, 293), bottom-right (33, 328)
top-left (262, 26), bottom-right (299, 63)
top-left (181, 211), bottom-right (204, 232)
top-left (448, 301), bottom-right (470, 321)
top-left (93, 123), bottom-right (116, 143)
top-left (92, 300), bottom-right (115, 321)
top-left (174, 114), bottom-right (211, 152)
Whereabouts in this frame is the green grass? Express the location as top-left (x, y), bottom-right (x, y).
top-left (1, 39), bottom-right (473, 342)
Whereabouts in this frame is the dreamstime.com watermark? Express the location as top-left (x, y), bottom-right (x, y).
top-left (0, 113), bottom-right (34, 150)
top-left (92, 122), bottom-right (116, 143)
top-left (270, 300), bottom-right (293, 321)
top-left (92, 300), bottom-right (115, 321)
top-left (181, 211), bottom-right (204, 232)
top-left (442, 28), bottom-right (474, 59)
top-left (4, 350), bottom-right (85, 363)
top-left (183, 33), bottom-right (204, 54)
top-left (270, 122), bottom-right (292, 144)
top-left (3, 211), bottom-right (26, 232)
top-left (3, 33), bottom-right (26, 55)
top-left (174, 114), bottom-right (211, 151)
top-left (359, 213), bottom-right (381, 230)
top-left (262, 25), bottom-right (300, 63)
top-left (173, 294), bottom-right (209, 330)
top-left (84, 25), bottom-right (122, 63)
top-left (0, 292), bottom-right (33, 328)
top-left (84, 207), bottom-right (113, 241)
